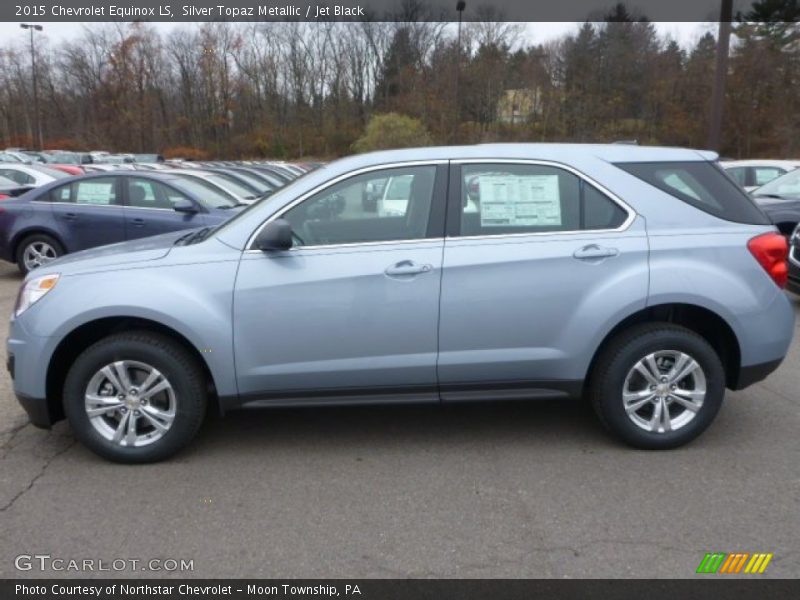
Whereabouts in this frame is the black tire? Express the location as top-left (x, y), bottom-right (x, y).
top-left (589, 323), bottom-right (725, 449)
top-left (15, 233), bottom-right (65, 275)
top-left (63, 331), bottom-right (207, 463)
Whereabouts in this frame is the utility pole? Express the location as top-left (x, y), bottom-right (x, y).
top-left (707, 0), bottom-right (733, 152)
top-left (455, 1), bottom-right (466, 142)
top-left (20, 23), bottom-right (43, 151)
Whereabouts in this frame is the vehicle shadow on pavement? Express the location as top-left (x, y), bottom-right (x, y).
top-left (189, 398), bottom-right (612, 458)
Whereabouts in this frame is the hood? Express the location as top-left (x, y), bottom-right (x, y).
top-left (36, 229), bottom-right (189, 275)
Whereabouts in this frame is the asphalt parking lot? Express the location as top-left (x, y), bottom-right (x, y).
top-left (0, 261), bottom-right (798, 580)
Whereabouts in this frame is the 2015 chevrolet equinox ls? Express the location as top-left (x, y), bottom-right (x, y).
top-left (8, 145), bottom-right (794, 463)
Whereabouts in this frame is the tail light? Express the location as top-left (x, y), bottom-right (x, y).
top-left (0, 194), bottom-right (8, 200)
top-left (747, 232), bottom-right (788, 288)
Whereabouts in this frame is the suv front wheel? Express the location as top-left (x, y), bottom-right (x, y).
top-left (63, 331), bottom-right (207, 463)
top-left (590, 323), bottom-right (726, 449)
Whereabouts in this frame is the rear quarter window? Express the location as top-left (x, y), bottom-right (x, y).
top-left (617, 161), bottom-right (770, 225)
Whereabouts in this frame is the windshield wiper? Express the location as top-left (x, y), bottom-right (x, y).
top-left (175, 226), bottom-right (213, 245)
top-left (173, 231), bottom-right (195, 245)
top-left (754, 193), bottom-right (788, 199)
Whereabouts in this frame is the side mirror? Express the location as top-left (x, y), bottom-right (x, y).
top-left (255, 218), bottom-right (293, 251)
top-left (173, 198), bottom-right (198, 214)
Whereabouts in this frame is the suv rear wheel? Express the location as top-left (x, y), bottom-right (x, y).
top-left (590, 323), bottom-right (725, 449)
top-left (63, 332), bottom-right (207, 463)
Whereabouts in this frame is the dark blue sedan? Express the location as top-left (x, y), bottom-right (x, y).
top-left (0, 171), bottom-right (243, 273)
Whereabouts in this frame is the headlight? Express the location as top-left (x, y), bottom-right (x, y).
top-left (15, 273), bottom-right (60, 317)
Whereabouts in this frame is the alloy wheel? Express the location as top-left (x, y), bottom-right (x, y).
top-left (622, 350), bottom-right (706, 434)
top-left (84, 360), bottom-right (176, 447)
top-left (23, 241), bottom-right (58, 270)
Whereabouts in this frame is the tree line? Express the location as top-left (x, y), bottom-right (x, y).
top-left (0, 2), bottom-right (798, 159)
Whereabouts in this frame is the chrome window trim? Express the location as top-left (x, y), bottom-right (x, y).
top-left (245, 160), bottom-right (448, 251)
top-left (244, 158), bottom-right (637, 252)
top-left (44, 200), bottom-right (125, 209)
top-left (44, 200), bottom-right (195, 212)
top-left (448, 159), bottom-right (636, 241)
top-left (243, 238), bottom-right (446, 254)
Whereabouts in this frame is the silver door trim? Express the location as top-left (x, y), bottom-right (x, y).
top-left (245, 158), bottom-right (638, 252)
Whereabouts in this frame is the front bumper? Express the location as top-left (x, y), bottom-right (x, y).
top-left (7, 314), bottom-right (62, 428)
top-left (15, 391), bottom-right (54, 428)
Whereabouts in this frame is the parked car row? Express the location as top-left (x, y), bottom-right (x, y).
top-left (721, 159), bottom-right (800, 192)
top-left (0, 158), bottom-right (318, 273)
top-left (720, 159), bottom-right (800, 240)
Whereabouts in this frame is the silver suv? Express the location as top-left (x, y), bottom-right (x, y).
top-left (7, 145), bottom-right (794, 462)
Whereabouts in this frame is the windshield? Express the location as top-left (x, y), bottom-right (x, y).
top-left (30, 165), bottom-right (70, 179)
top-left (249, 169), bottom-right (286, 187)
top-left (202, 173), bottom-right (257, 198)
top-left (224, 171), bottom-right (272, 194)
top-left (171, 176), bottom-right (239, 208)
top-left (43, 152), bottom-right (82, 165)
top-left (212, 165), bottom-right (322, 235)
top-left (754, 168), bottom-right (800, 198)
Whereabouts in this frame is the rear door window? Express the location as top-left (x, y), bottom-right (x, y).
top-left (74, 178), bottom-right (119, 206)
top-left (454, 163), bottom-right (628, 236)
top-left (617, 161), bottom-right (770, 225)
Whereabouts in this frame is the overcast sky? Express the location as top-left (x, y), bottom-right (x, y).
top-left (0, 21), bottom-right (716, 50)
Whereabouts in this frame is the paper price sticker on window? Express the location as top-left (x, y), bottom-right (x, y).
top-left (478, 174), bottom-right (561, 227)
top-left (77, 182), bottom-right (115, 205)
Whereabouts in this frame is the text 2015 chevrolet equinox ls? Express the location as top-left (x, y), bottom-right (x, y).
top-left (7, 145), bottom-right (794, 462)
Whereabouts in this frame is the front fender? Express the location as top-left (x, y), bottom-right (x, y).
top-left (18, 258), bottom-right (240, 399)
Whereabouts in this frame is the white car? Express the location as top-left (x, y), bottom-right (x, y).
top-left (721, 160), bottom-right (800, 192)
top-left (377, 174), bottom-right (477, 217)
top-left (0, 163), bottom-right (71, 187)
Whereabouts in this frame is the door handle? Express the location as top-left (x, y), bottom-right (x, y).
top-left (131, 218), bottom-right (145, 227)
top-left (62, 212), bottom-right (78, 221)
top-left (385, 260), bottom-right (433, 277)
top-left (572, 244), bottom-right (619, 260)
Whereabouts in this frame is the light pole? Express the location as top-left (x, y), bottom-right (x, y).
top-left (20, 23), bottom-right (43, 150)
top-left (707, 0), bottom-right (733, 152)
top-left (455, 1), bottom-right (466, 140)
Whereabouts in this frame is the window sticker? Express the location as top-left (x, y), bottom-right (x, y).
top-left (477, 174), bottom-right (561, 227)
top-left (77, 182), bottom-right (115, 205)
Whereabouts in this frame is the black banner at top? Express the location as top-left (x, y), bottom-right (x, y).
top-left (3, 0), bottom-right (799, 23)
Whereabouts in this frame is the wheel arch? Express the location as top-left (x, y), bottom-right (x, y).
top-left (585, 303), bottom-right (741, 392)
top-left (11, 227), bottom-right (67, 260)
top-left (46, 316), bottom-right (221, 424)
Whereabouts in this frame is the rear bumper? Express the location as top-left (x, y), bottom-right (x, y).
top-left (731, 358), bottom-right (784, 391)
